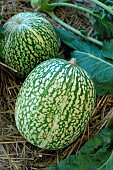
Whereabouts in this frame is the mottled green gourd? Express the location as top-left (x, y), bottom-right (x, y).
top-left (1, 12), bottom-right (59, 77)
top-left (15, 58), bottom-right (96, 150)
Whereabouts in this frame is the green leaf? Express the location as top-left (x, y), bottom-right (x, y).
top-left (0, 32), bottom-right (5, 39)
top-left (71, 51), bottom-right (113, 96)
top-left (0, 15), bottom-right (2, 20)
top-left (80, 30), bottom-right (88, 36)
top-left (102, 40), bottom-right (113, 59)
top-left (55, 27), bottom-right (113, 96)
top-left (30, 0), bottom-right (42, 8)
top-left (99, 0), bottom-right (113, 6)
top-left (54, 27), bottom-right (102, 56)
top-left (98, 151), bottom-right (113, 170)
top-left (51, 0), bottom-right (70, 2)
top-left (93, 16), bottom-right (113, 40)
top-left (45, 120), bottom-right (113, 170)
top-left (90, 0), bottom-right (113, 40)
top-left (0, 48), bottom-right (3, 55)
top-left (0, 25), bottom-right (4, 32)
top-left (0, 25), bottom-right (4, 40)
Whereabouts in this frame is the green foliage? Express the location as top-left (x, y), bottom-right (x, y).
top-left (98, 151), bottom-right (113, 170)
top-left (49, 0), bottom-right (70, 2)
top-left (0, 15), bottom-right (4, 55)
top-left (91, 0), bottom-right (113, 40)
top-left (46, 119), bottom-right (113, 170)
top-left (99, 0), bottom-right (113, 5)
top-left (55, 27), bottom-right (113, 96)
top-left (30, 0), bottom-right (113, 45)
top-left (102, 40), bottom-right (113, 59)
top-left (30, 0), bottom-right (56, 12)
top-left (30, 0), bottom-right (42, 8)
top-left (92, 15), bottom-right (113, 40)
top-left (0, 15), bottom-right (2, 20)
top-left (30, 0), bottom-right (70, 9)
top-left (71, 51), bottom-right (113, 96)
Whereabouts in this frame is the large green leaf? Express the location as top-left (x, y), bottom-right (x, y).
top-left (89, 0), bottom-right (113, 40)
top-left (102, 40), bottom-right (113, 60)
top-left (0, 15), bottom-right (2, 20)
top-left (98, 151), bottom-right (113, 170)
top-left (71, 51), bottom-right (113, 96)
top-left (46, 120), bottom-right (113, 170)
top-left (92, 12), bottom-right (113, 40)
top-left (55, 27), bottom-right (113, 96)
top-left (54, 27), bottom-right (102, 56)
top-left (0, 25), bottom-right (4, 32)
top-left (0, 48), bottom-right (3, 54)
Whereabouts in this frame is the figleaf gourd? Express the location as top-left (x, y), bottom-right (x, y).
top-left (15, 58), bottom-right (96, 150)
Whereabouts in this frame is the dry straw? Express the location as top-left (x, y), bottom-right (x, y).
top-left (0, 0), bottom-right (113, 169)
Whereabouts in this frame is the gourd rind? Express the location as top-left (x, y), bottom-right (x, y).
top-left (1, 12), bottom-right (59, 77)
top-left (15, 58), bottom-right (96, 150)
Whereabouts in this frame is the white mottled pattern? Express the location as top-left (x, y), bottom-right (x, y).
top-left (15, 58), bottom-right (96, 150)
top-left (2, 12), bottom-right (59, 77)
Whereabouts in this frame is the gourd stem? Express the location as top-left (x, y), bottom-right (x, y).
top-left (47, 11), bottom-right (103, 46)
top-left (48, 2), bottom-right (100, 18)
top-left (48, 1), bottom-right (113, 16)
top-left (68, 58), bottom-right (77, 66)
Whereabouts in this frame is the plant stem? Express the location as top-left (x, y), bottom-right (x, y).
top-left (90, 0), bottom-right (113, 15)
top-left (47, 11), bottom-right (103, 46)
top-left (48, 2), bottom-right (100, 18)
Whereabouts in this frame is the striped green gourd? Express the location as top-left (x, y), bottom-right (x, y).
top-left (1, 12), bottom-right (59, 77)
top-left (15, 58), bottom-right (96, 150)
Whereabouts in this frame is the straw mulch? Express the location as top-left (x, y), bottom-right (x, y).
top-left (0, 0), bottom-right (113, 170)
